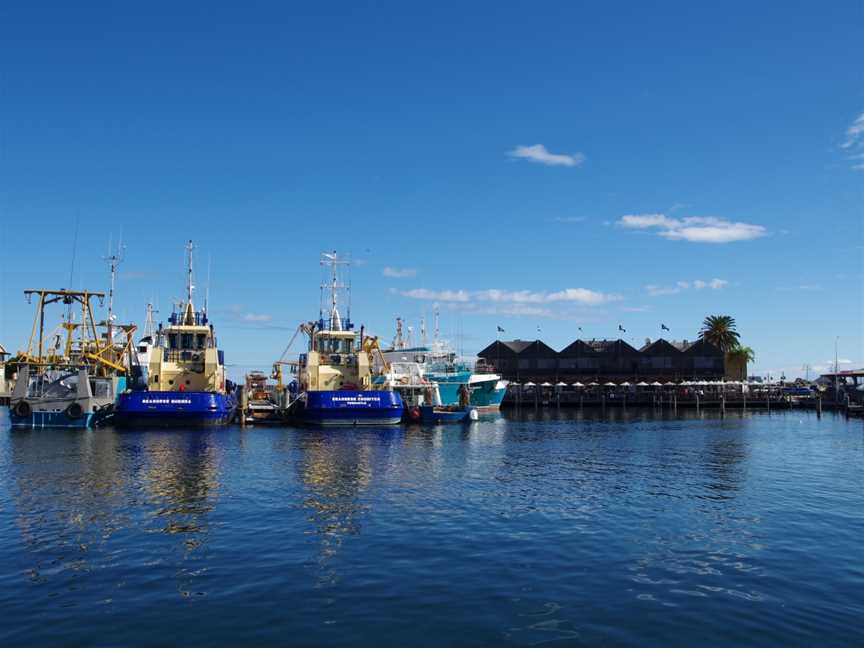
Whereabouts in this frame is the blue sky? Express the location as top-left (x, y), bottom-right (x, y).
top-left (1, 1), bottom-right (862, 380)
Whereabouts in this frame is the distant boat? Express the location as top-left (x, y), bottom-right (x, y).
top-left (292, 252), bottom-right (403, 426)
top-left (381, 313), bottom-right (507, 412)
top-left (114, 241), bottom-right (236, 426)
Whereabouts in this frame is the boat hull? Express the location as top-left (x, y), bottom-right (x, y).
top-left (114, 391), bottom-right (237, 427)
top-left (300, 390), bottom-right (403, 426)
top-left (431, 374), bottom-right (507, 411)
top-left (10, 409), bottom-right (96, 429)
top-left (419, 406), bottom-right (477, 424)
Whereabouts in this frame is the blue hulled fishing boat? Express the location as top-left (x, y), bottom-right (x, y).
top-left (114, 241), bottom-right (236, 427)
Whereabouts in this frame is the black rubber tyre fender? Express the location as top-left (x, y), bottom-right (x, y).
top-left (65, 402), bottom-right (84, 419)
top-left (13, 400), bottom-right (31, 418)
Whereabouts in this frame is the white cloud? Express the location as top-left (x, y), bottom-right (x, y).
top-left (398, 288), bottom-right (470, 302)
top-left (841, 112), bottom-right (864, 149)
top-left (507, 144), bottom-right (585, 167)
top-left (398, 286), bottom-right (620, 306)
top-left (619, 214), bottom-right (678, 229)
top-left (645, 278), bottom-right (729, 297)
top-left (242, 313), bottom-right (272, 322)
top-left (382, 266), bottom-right (417, 278)
top-left (841, 112), bottom-right (864, 170)
top-left (618, 213), bottom-right (766, 243)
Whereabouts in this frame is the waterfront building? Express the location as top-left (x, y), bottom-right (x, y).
top-left (478, 337), bottom-right (728, 383)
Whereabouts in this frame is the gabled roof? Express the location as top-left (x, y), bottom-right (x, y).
top-left (559, 339), bottom-right (598, 356)
top-left (640, 338), bottom-right (684, 354)
top-left (477, 339), bottom-right (535, 357)
top-left (682, 338), bottom-right (723, 355)
top-left (515, 340), bottom-right (557, 357)
top-left (583, 339), bottom-right (640, 355)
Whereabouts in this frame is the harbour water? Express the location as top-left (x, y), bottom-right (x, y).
top-left (0, 409), bottom-right (861, 646)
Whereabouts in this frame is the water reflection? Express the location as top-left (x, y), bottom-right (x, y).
top-left (6, 427), bottom-right (224, 600)
top-left (293, 428), bottom-right (401, 586)
top-left (8, 429), bottom-right (129, 587)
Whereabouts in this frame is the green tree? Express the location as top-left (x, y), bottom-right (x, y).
top-left (725, 344), bottom-right (755, 381)
top-left (727, 345), bottom-right (755, 364)
top-left (700, 315), bottom-right (741, 351)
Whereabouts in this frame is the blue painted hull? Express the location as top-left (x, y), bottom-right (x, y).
top-left (10, 411), bottom-right (96, 429)
top-left (419, 406), bottom-right (475, 424)
top-left (114, 391), bottom-right (237, 427)
top-left (300, 390), bottom-right (403, 426)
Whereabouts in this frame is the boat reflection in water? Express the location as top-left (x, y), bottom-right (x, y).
top-left (292, 427), bottom-right (402, 586)
top-left (6, 426), bottom-right (224, 601)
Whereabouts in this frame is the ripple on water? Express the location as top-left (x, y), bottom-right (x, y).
top-left (0, 410), bottom-right (861, 646)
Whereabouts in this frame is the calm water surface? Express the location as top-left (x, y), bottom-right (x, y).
top-left (0, 409), bottom-right (861, 646)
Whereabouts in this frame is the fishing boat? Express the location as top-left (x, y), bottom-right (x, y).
top-left (419, 405), bottom-right (479, 424)
top-left (8, 289), bottom-right (135, 428)
top-left (0, 344), bottom-right (13, 406)
top-left (381, 313), bottom-right (507, 412)
top-left (243, 370), bottom-right (282, 422)
top-left (114, 241), bottom-right (236, 426)
top-left (292, 252), bottom-right (403, 426)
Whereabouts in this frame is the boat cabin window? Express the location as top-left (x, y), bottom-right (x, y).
top-left (196, 333), bottom-right (207, 349)
top-left (168, 334), bottom-right (178, 349)
top-left (181, 333), bottom-right (193, 349)
top-left (318, 337), bottom-right (352, 354)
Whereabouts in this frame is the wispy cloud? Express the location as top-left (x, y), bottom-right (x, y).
top-left (507, 144), bottom-right (585, 167)
top-left (840, 112), bottom-right (864, 170)
top-left (553, 216), bottom-right (587, 223)
top-left (242, 313), bottom-right (272, 322)
top-left (398, 288), bottom-right (471, 302)
top-left (382, 266), bottom-right (417, 278)
top-left (775, 284), bottom-right (823, 292)
top-left (396, 286), bottom-right (620, 306)
top-left (645, 278), bottom-right (728, 297)
top-left (618, 214), bottom-right (766, 243)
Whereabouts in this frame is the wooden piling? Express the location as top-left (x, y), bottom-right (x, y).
top-left (239, 386), bottom-right (248, 427)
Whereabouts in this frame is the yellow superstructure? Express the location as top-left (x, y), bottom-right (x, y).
top-left (148, 301), bottom-right (227, 393)
top-left (301, 329), bottom-right (371, 392)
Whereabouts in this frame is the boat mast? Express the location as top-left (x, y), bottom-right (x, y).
top-left (104, 237), bottom-right (125, 344)
top-left (184, 240), bottom-right (195, 324)
top-left (143, 303), bottom-right (157, 339)
top-left (320, 251), bottom-right (350, 331)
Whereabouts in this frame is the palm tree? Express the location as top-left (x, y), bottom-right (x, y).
top-left (700, 315), bottom-right (740, 351)
top-left (727, 345), bottom-right (755, 364)
top-left (726, 345), bottom-right (755, 381)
